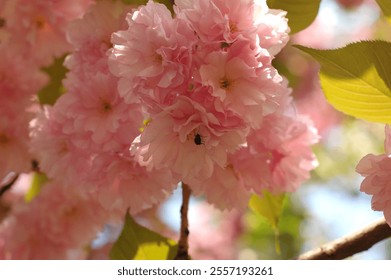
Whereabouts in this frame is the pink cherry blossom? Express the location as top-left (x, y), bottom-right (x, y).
top-left (60, 72), bottom-right (143, 151)
top-left (186, 163), bottom-right (252, 210)
top-left (215, 110), bottom-right (319, 197)
top-left (0, 182), bottom-right (108, 259)
top-left (175, 0), bottom-right (256, 47)
top-left (199, 48), bottom-right (282, 128)
top-left (1, 0), bottom-right (93, 66)
top-left (29, 106), bottom-right (93, 184)
top-left (0, 112), bottom-right (32, 180)
top-left (88, 153), bottom-right (178, 218)
top-left (356, 125), bottom-right (391, 227)
top-left (0, 46), bottom-right (48, 179)
top-left (253, 5), bottom-right (290, 56)
top-left (65, 0), bottom-right (134, 78)
top-left (110, 1), bottom-right (196, 105)
top-left (132, 96), bottom-right (247, 181)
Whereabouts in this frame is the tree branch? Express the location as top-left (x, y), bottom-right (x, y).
top-left (297, 218), bottom-right (391, 260)
top-left (174, 182), bottom-right (192, 260)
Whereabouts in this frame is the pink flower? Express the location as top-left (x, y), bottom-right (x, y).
top-left (66, 0), bottom-right (131, 51)
top-left (186, 164), bottom-right (251, 210)
top-left (58, 0), bottom-right (144, 153)
top-left (0, 112), bottom-right (32, 180)
top-left (1, 0), bottom-right (93, 66)
top-left (60, 72), bottom-right (143, 151)
top-left (356, 125), bottom-right (391, 226)
top-left (132, 96), bottom-right (247, 181)
top-left (65, 0), bottom-right (134, 77)
top-left (175, 0), bottom-right (289, 56)
top-left (88, 153), bottom-right (178, 218)
top-left (254, 5), bottom-right (290, 56)
top-left (109, 1), bottom-right (196, 105)
top-left (224, 110), bottom-right (319, 196)
top-left (35, 183), bottom-right (108, 249)
top-left (0, 46), bottom-right (48, 106)
top-left (29, 107), bottom-right (92, 184)
top-left (199, 48), bottom-right (282, 128)
top-left (0, 182), bottom-right (108, 259)
top-left (0, 46), bottom-right (47, 179)
top-left (175, 0), bottom-right (256, 46)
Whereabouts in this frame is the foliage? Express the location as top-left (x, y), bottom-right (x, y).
top-left (296, 42), bottom-right (391, 124)
top-left (38, 55), bottom-right (68, 106)
top-left (110, 212), bottom-right (178, 260)
top-left (267, 0), bottom-right (321, 34)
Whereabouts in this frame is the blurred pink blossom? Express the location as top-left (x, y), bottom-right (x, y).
top-left (356, 125), bottom-right (391, 227)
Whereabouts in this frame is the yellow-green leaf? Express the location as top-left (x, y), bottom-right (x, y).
top-left (110, 212), bottom-right (178, 260)
top-left (249, 191), bottom-right (285, 254)
top-left (295, 41), bottom-right (391, 124)
top-left (267, 0), bottom-right (321, 34)
top-left (25, 172), bottom-right (48, 202)
top-left (249, 191), bottom-right (285, 230)
top-left (38, 55), bottom-right (68, 105)
top-left (376, 0), bottom-right (391, 24)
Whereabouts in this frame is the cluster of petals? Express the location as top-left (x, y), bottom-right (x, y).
top-left (0, 0), bottom-right (93, 66)
top-left (0, 47), bottom-right (48, 179)
top-left (188, 103), bottom-right (319, 210)
top-left (30, 0), bottom-right (178, 217)
top-left (356, 125), bottom-right (391, 226)
top-left (2, 0), bottom-right (177, 259)
top-left (0, 182), bottom-right (108, 259)
top-left (1, 0), bottom-right (320, 259)
top-left (0, 0), bottom-right (92, 180)
top-left (111, 0), bottom-right (318, 209)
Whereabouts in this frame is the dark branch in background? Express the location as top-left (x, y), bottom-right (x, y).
top-left (174, 183), bottom-right (192, 260)
top-left (297, 218), bottom-right (391, 260)
top-left (0, 173), bottom-right (19, 198)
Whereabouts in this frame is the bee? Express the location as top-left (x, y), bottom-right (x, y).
top-left (194, 132), bottom-right (204, 145)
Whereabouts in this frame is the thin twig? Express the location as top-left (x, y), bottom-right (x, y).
top-left (0, 173), bottom-right (19, 198)
top-left (174, 183), bottom-right (192, 260)
top-left (297, 218), bottom-right (391, 260)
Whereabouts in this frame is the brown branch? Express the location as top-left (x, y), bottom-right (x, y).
top-left (297, 218), bottom-right (391, 260)
top-left (174, 183), bottom-right (192, 260)
top-left (0, 173), bottom-right (19, 198)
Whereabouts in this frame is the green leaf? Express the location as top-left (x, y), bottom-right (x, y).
top-left (376, 0), bottom-right (391, 24)
top-left (249, 191), bottom-right (285, 255)
top-left (249, 191), bottom-right (285, 230)
top-left (295, 41), bottom-right (391, 124)
top-left (121, 0), bottom-right (174, 13)
top-left (110, 212), bottom-right (178, 260)
top-left (267, 0), bottom-right (321, 34)
top-left (38, 55), bottom-right (68, 105)
top-left (25, 172), bottom-right (48, 202)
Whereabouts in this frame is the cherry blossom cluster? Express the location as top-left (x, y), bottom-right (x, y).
top-left (0, 0), bottom-right (319, 259)
top-left (0, 0), bottom-right (93, 179)
top-left (111, 0), bottom-right (319, 208)
top-left (356, 125), bottom-right (391, 227)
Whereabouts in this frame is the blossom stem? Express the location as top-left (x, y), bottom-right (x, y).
top-left (296, 218), bottom-right (391, 260)
top-left (0, 173), bottom-right (19, 198)
top-left (174, 182), bottom-right (192, 260)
